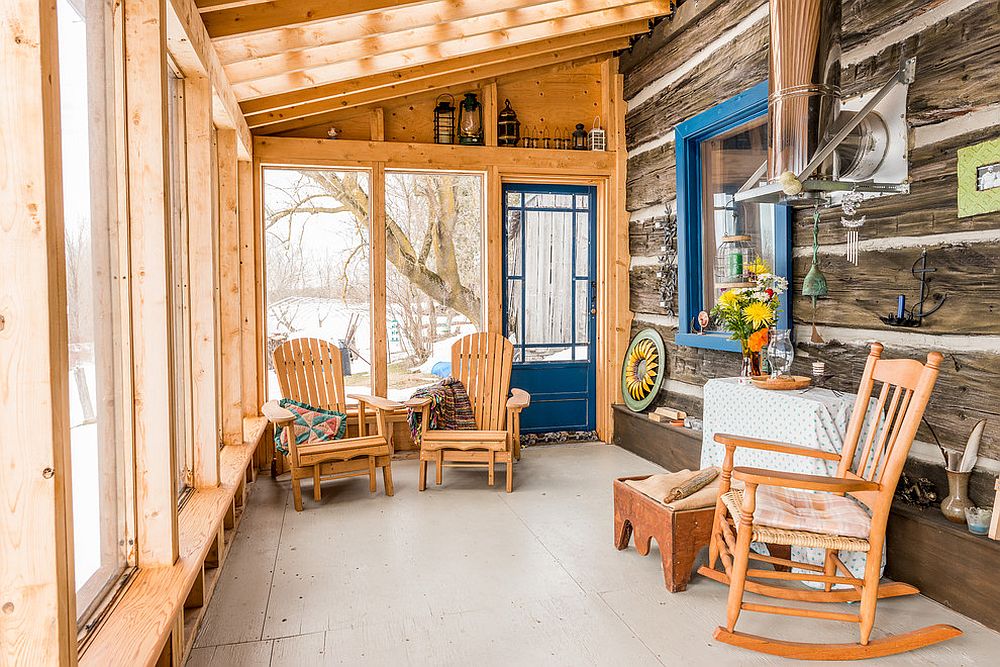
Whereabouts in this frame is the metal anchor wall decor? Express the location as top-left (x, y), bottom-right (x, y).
top-left (879, 250), bottom-right (947, 327)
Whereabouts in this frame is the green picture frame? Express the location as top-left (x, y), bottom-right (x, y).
top-left (957, 137), bottom-right (1000, 218)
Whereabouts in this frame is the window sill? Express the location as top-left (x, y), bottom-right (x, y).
top-left (675, 332), bottom-right (741, 353)
top-left (79, 416), bottom-right (268, 667)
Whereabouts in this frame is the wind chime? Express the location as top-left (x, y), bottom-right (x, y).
top-left (840, 189), bottom-right (867, 265)
top-left (801, 207), bottom-right (829, 343)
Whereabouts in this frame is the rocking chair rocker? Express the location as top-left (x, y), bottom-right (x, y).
top-left (699, 343), bottom-right (962, 660)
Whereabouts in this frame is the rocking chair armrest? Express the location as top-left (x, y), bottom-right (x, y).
top-left (714, 434), bottom-right (842, 462)
top-left (347, 393), bottom-right (403, 412)
top-left (732, 467), bottom-right (880, 494)
top-left (506, 388), bottom-right (531, 411)
top-left (403, 396), bottom-right (432, 409)
top-left (261, 400), bottom-right (295, 426)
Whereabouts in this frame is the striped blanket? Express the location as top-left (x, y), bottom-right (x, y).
top-left (407, 377), bottom-right (476, 443)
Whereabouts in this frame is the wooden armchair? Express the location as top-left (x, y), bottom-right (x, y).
top-left (262, 337), bottom-right (400, 511)
top-left (699, 343), bottom-right (962, 660)
top-left (407, 332), bottom-right (530, 493)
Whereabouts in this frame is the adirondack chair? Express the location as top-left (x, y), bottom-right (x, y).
top-left (407, 332), bottom-right (530, 493)
top-left (699, 343), bottom-right (962, 660)
top-left (262, 337), bottom-right (401, 512)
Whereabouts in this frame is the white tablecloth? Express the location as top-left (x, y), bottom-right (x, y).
top-left (700, 378), bottom-right (882, 582)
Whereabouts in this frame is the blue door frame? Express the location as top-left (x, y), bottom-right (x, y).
top-left (502, 183), bottom-right (597, 434)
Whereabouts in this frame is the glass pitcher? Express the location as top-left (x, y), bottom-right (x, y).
top-left (767, 328), bottom-right (794, 378)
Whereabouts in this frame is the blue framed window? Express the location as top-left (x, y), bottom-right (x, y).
top-left (675, 82), bottom-right (792, 352)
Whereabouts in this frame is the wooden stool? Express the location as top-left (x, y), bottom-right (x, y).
top-left (614, 475), bottom-right (714, 592)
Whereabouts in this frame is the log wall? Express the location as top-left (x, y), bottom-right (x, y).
top-left (620, 0), bottom-right (1000, 504)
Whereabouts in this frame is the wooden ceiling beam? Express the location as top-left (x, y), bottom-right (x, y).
top-left (231, 7), bottom-right (664, 99)
top-left (239, 27), bottom-right (640, 115)
top-left (223, 0), bottom-right (656, 83)
top-left (196, 0), bottom-right (268, 11)
top-left (214, 0), bottom-right (574, 64)
top-left (202, 0), bottom-right (436, 38)
top-left (250, 48), bottom-right (626, 134)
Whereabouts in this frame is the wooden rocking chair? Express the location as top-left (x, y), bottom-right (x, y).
top-left (262, 337), bottom-right (400, 511)
top-left (699, 343), bottom-right (962, 660)
top-left (407, 332), bottom-right (530, 493)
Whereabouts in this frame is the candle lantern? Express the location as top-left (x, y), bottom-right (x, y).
top-left (497, 99), bottom-right (520, 147)
top-left (588, 116), bottom-right (607, 151)
top-left (457, 92), bottom-right (484, 145)
top-left (572, 123), bottom-right (588, 150)
top-left (433, 94), bottom-right (456, 145)
top-left (714, 201), bottom-right (759, 288)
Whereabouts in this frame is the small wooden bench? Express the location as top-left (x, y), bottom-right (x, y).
top-left (613, 475), bottom-right (715, 592)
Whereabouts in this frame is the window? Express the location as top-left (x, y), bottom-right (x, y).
top-left (263, 168), bottom-right (372, 401)
top-left (57, 0), bottom-right (133, 626)
top-left (676, 82), bottom-right (791, 351)
top-left (384, 171), bottom-right (484, 399)
top-left (167, 64), bottom-right (193, 494)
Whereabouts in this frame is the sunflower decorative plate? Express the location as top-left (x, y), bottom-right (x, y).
top-left (622, 328), bottom-right (665, 412)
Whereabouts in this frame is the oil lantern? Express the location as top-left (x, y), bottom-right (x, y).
top-left (433, 94), bottom-right (456, 145)
top-left (497, 99), bottom-right (520, 147)
top-left (572, 123), bottom-right (588, 150)
top-left (458, 92), bottom-right (484, 145)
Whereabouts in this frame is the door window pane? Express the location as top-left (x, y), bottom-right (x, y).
top-left (384, 172), bottom-right (484, 400)
top-left (59, 0), bottom-right (129, 624)
top-left (263, 169), bottom-right (372, 403)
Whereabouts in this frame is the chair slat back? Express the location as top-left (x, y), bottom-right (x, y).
top-left (272, 337), bottom-right (347, 412)
top-left (451, 332), bottom-right (514, 431)
top-left (837, 343), bottom-right (943, 515)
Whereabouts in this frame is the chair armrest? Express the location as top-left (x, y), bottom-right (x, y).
top-left (404, 396), bottom-right (432, 409)
top-left (506, 388), bottom-right (531, 411)
top-left (714, 433), bottom-right (842, 462)
top-left (347, 394), bottom-right (404, 412)
top-left (732, 467), bottom-right (879, 494)
top-left (261, 400), bottom-right (295, 426)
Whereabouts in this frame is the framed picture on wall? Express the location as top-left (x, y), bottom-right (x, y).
top-left (958, 137), bottom-right (1000, 218)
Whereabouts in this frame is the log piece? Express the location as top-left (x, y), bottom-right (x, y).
top-left (626, 141), bottom-right (677, 211)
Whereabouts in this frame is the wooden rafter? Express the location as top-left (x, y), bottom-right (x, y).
top-left (232, 11), bottom-right (659, 99)
top-left (202, 0), bottom-right (436, 38)
top-left (223, 0), bottom-right (658, 84)
top-left (248, 46), bottom-right (627, 133)
top-left (238, 25), bottom-right (639, 115)
top-left (214, 0), bottom-right (624, 63)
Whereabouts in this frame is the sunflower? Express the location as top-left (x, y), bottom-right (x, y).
top-left (746, 257), bottom-right (771, 276)
top-left (743, 301), bottom-right (774, 329)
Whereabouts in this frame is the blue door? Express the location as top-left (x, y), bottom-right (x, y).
top-left (503, 183), bottom-right (597, 433)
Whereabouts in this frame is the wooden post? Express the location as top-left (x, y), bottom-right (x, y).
top-left (483, 82), bottom-right (498, 147)
top-left (369, 107), bottom-right (385, 142)
top-left (124, 0), bottom-right (179, 566)
top-left (253, 158), bottom-right (267, 408)
top-left (186, 74), bottom-right (221, 488)
top-left (0, 0), bottom-right (77, 661)
top-left (238, 159), bottom-right (258, 416)
top-left (486, 165), bottom-right (503, 334)
top-left (370, 162), bottom-right (388, 397)
top-left (216, 128), bottom-right (243, 446)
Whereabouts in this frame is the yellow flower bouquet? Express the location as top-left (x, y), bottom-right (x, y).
top-left (710, 267), bottom-right (788, 376)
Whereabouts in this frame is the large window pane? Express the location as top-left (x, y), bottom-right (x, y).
top-left (384, 172), bottom-right (484, 400)
top-left (58, 0), bottom-right (129, 625)
top-left (263, 168), bottom-right (372, 402)
top-left (167, 65), bottom-right (192, 493)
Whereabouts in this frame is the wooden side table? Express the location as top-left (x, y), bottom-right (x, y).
top-left (613, 475), bottom-right (715, 592)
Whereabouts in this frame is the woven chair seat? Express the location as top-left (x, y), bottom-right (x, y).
top-left (723, 489), bottom-right (871, 553)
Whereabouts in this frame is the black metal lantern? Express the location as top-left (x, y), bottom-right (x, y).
top-left (497, 98), bottom-right (520, 147)
top-left (433, 94), bottom-right (456, 145)
top-left (457, 92), bottom-right (484, 145)
top-left (572, 123), bottom-right (588, 150)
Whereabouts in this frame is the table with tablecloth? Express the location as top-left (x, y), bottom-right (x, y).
top-left (700, 377), bottom-right (882, 582)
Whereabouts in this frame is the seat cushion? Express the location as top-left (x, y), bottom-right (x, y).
top-left (752, 486), bottom-right (872, 539)
top-left (273, 398), bottom-right (347, 455)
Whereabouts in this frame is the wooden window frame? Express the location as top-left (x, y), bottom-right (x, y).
top-left (675, 82), bottom-right (793, 353)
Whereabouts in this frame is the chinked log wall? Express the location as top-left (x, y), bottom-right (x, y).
top-left (619, 0), bottom-right (1000, 506)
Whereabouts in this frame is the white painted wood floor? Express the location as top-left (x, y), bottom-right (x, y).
top-left (189, 443), bottom-right (1000, 666)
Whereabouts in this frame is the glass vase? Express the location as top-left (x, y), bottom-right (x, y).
top-left (740, 340), bottom-right (762, 383)
top-left (767, 328), bottom-right (795, 378)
